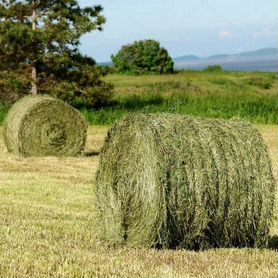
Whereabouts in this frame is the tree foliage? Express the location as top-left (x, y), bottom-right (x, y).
top-left (0, 0), bottom-right (113, 108)
top-left (204, 65), bottom-right (223, 72)
top-left (112, 40), bottom-right (174, 75)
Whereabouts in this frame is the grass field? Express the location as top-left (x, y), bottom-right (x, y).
top-left (0, 125), bottom-right (277, 278)
top-left (0, 71), bottom-right (277, 126)
top-left (81, 71), bottom-right (278, 125)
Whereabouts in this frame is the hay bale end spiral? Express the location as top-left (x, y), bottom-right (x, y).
top-left (3, 95), bottom-right (87, 157)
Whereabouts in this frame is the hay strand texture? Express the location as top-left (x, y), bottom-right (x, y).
top-left (4, 95), bottom-right (87, 157)
top-left (95, 113), bottom-right (275, 249)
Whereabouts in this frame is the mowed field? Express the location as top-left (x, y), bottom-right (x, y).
top-left (0, 125), bottom-right (277, 278)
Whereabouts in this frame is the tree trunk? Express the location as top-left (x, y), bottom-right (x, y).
top-left (31, 7), bottom-right (38, 95)
top-left (31, 64), bottom-right (37, 95)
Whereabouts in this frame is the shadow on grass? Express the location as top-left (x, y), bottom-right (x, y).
top-left (268, 235), bottom-right (278, 250)
top-left (84, 150), bottom-right (100, 157)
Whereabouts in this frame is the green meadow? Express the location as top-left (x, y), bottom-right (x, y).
top-left (1, 71), bottom-right (277, 126)
top-left (81, 71), bottom-right (278, 125)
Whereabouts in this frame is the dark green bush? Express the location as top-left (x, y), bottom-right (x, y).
top-left (97, 65), bottom-right (114, 75)
top-left (204, 65), bottom-right (223, 72)
top-left (112, 40), bottom-right (174, 75)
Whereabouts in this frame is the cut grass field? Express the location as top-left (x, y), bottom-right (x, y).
top-left (0, 125), bottom-right (277, 278)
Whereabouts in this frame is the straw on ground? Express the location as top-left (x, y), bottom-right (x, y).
top-left (0, 126), bottom-right (277, 278)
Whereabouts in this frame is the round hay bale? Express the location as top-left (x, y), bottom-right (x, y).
top-left (95, 113), bottom-right (275, 249)
top-left (3, 95), bottom-right (87, 157)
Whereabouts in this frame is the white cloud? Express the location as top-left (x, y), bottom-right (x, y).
top-left (218, 31), bottom-right (232, 39)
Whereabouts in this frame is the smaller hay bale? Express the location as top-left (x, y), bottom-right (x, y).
top-left (3, 95), bottom-right (87, 157)
top-left (95, 113), bottom-right (276, 250)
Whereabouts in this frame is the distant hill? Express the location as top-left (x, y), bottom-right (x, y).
top-left (207, 48), bottom-right (277, 60)
top-left (98, 61), bottom-right (113, 67)
top-left (239, 48), bottom-right (277, 57)
top-left (174, 48), bottom-right (277, 63)
top-left (174, 55), bottom-right (200, 63)
top-left (173, 48), bottom-right (278, 72)
top-left (208, 54), bottom-right (228, 60)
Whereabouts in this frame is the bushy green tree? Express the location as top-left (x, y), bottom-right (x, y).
top-left (112, 40), bottom-right (174, 75)
top-left (0, 0), bottom-right (113, 108)
top-left (204, 65), bottom-right (223, 72)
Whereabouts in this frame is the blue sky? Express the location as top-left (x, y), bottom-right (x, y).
top-left (79, 0), bottom-right (277, 62)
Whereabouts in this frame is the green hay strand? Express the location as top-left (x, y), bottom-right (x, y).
top-left (95, 113), bottom-right (275, 249)
top-left (3, 95), bottom-right (87, 157)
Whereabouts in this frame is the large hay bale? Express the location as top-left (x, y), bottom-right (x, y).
top-left (95, 113), bottom-right (275, 249)
top-left (3, 95), bottom-right (87, 157)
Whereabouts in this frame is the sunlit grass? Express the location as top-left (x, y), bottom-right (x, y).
top-left (0, 125), bottom-right (277, 278)
top-left (1, 71), bottom-right (277, 126)
top-left (84, 71), bottom-right (277, 125)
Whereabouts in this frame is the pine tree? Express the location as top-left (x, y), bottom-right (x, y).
top-left (0, 0), bottom-right (112, 108)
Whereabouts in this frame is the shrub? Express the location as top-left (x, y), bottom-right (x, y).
top-left (112, 40), bottom-right (174, 75)
top-left (95, 113), bottom-right (275, 249)
top-left (204, 65), bottom-right (223, 72)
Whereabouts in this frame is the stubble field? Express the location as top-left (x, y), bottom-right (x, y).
top-left (0, 125), bottom-right (277, 278)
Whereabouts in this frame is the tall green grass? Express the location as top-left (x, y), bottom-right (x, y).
top-left (81, 92), bottom-right (277, 125)
top-left (0, 103), bottom-right (10, 124)
top-left (82, 71), bottom-right (277, 125)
